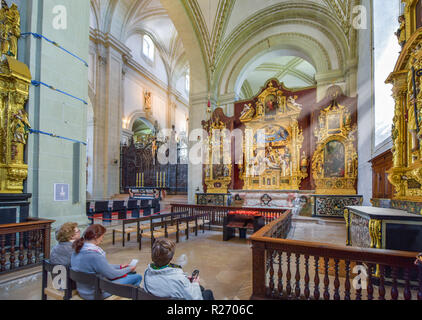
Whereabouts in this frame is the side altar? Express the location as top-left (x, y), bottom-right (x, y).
top-left (385, 0), bottom-right (422, 216)
top-left (0, 2), bottom-right (33, 224)
top-left (200, 80), bottom-right (358, 216)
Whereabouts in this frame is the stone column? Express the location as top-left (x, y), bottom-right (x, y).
top-left (188, 94), bottom-right (208, 203)
top-left (91, 33), bottom-right (131, 199)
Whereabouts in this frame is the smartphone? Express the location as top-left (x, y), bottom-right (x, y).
top-left (129, 259), bottom-right (138, 268)
top-left (191, 269), bottom-right (200, 281)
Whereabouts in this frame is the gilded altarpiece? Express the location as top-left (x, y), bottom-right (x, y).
top-left (202, 109), bottom-right (234, 194)
top-left (0, 3), bottom-right (31, 194)
top-left (387, 0), bottom-right (422, 203)
top-left (312, 98), bottom-right (358, 195)
top-left (239, 82), bottom-right (308, 190)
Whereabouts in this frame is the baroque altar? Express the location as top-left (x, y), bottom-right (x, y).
top-left (0, 2), bottom-right (32, 224)
top-left (387, 0), bottom-right (422, 207)
top-left (312, 87), bottom-right (358, 195)
top-left (238, 81), bottom-right (308, 190)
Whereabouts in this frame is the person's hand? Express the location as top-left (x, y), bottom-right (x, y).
top-left (121, 264), bottom-right (129, 269)
top-left (192, 275), bottom-right (200, 284)
top-left (130, 266), bottom-right (137, 273)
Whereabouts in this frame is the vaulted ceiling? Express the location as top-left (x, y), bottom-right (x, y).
top-left (91, 0), bottom-right (360, 99)
top-left (240, 56), bottom-right (316, 99)
top-left (90, 0), bottom-right (188, 88)
top-left (179, 0), bottom-right (359, 96)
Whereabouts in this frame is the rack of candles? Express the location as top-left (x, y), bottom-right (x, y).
top-left (228, 210), bottom-right (261, 217)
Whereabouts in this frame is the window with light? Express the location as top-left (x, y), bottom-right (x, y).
top-left (143, 35), bottom-right (154, 61)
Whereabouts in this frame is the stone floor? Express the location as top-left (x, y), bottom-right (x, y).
top-left (0, 215), bottom-right (348, 300)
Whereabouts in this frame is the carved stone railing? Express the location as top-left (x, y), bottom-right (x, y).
top-left (0, 218), bottom-right (55, 275)
top-left (250, 216), bottom-right (422, 300)
top-left (170, 204), bottom-right (291, 226)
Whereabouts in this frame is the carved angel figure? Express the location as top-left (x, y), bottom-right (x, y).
top-left (240, 103), bottom-right (255, 121)
top-left (0, 2), bottom-right (20, 58)
top-left (287, 96), bottom-right (302, 110)
top-left (144, 91), bottom-right (152, 111)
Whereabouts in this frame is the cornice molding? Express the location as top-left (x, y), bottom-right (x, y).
top-left (90, 28), bottom-right (132, 57)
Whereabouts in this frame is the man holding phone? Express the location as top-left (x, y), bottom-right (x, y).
top-left (143, 239), bottom-right (214, 300)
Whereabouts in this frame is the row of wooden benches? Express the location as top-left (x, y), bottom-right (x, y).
top-left (42, 260), bottom-right (174, 300)
top-left (112, 211), bottom-right (212, 250)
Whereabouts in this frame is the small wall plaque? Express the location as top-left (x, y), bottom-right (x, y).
top-left (54, 184), bottom-right (70, 202)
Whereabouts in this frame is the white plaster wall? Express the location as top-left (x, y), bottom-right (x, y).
top-left (175, 103), bottom-right (189, 134)
top-left (357, 0), bottom-right (374, 205)
top-left (124, 75), bottom-right (144, 117)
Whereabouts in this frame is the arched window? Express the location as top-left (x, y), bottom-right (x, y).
top-left (185, 71), bottom-right (190, 92)
top-left (143, 35), bottom-right (154, 61)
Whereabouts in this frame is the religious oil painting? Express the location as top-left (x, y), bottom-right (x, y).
top-left (255, 125), bottom-right (289, 144)
top-left (324, 140), bottom-right (345, 178)
top-left (265, 94), bottom-right (278, 116)
top-left (327, 114), bottom-right (341, 131)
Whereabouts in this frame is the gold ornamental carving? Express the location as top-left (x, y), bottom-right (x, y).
top-left (239, 81), bottom-right (308, 190)
top-left (368, 219), bottom-right (382, 249)
top-left (203, 116), bottom-right (232, 194)
top-left (312, 99), bottom-right (357, 195)
top-left (0, 2), bottom-right (31, 194)
top-left (387, 2), bottom-right (422, 201)
top-left (344, 209), bottom-right (350, 246)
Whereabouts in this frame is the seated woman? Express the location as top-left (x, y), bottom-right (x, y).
top-left (50, 222), bottom-right (81, 266)
top-left (71, 224), bottom-right (142, 300)
top-left (143, 239), bottom-right (214, 300)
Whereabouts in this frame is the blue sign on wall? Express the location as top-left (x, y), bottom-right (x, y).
top-left (54, 184), bottom-right (70, 202)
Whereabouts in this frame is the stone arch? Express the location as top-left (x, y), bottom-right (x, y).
top-left (220, 33), bottom-right (331, 97)
top-left (215, 2), bottom-right (351, 98)
top-left (90, 1), bottom-right (100, 30)
top-left (127, 111), bottom-right (158, 133)
top-left (159, 0), bottom-right (208, 96)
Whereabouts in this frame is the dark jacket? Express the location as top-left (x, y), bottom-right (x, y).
top-left (50, 242), bottom-right (74, 266)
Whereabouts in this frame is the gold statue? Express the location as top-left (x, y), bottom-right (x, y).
top-left (10, 109), bottom-right (30, 144)
top-left (0, 1), bottom-right (20, 58)
top-left (144, 90), bottom-right (152, 111)
top-left (395, 15), bottom-right (406, 49)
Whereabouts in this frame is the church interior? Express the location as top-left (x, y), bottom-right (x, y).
top-left (1, 0), bottom-right (422, 304)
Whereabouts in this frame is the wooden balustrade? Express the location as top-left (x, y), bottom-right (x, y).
top-left (0, 218), bottom-right (55, 275)
top-left (250, 215), bottom-right (422, 300)
top-left (170, 204), bottom-right (290, 227)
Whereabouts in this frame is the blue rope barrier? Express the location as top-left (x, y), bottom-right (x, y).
top-left (31, 80), bottom-right (88, 105)
top-left (29, 129), bottom-right (87, 146)
top-left (20, 32), bottom-right (89, 67)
